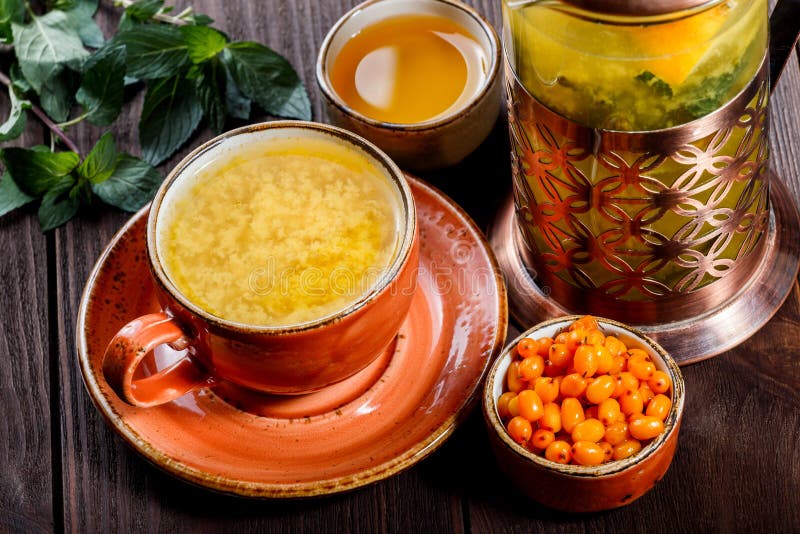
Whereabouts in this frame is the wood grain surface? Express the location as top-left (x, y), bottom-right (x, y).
top-left (1, 0), bottom-right (799, 532)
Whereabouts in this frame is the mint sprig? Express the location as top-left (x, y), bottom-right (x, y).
top-left (0, 0), bottom-right (312, 231)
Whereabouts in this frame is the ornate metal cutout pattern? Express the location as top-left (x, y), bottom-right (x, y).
top-left (507, 60), bottom-right (770, 302)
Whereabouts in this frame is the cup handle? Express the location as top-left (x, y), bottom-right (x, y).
top-left (102, 312), bottom-right (214, 407)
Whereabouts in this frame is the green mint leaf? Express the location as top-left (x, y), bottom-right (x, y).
top-left (224, 64), bottom-right (250, 119)
top-left (0, 0), bottom-right (25, 43)
top-left (635, 70), bottom-right (673, 99)
top-left (38, 68), bottom-right (79, 122)
top-left (77, 132), bottom-right (118, 184)
top-left (189, 14), bottom-right (214, 26)
top-left (91, 154), bottom-right (161, 211)
top-left (114, 25), bottom-right (189, 80)
top-left (38, 175), bottom-right (79, 231)
top-left (180, 25), bottom-right (227, 64)
top-left (0, 172), bottom-right (35, 217)
top-left (0, 84), bottom-right (31, 142)
top-left (1, 147), bottom-right (80, 196)
top-left (125, 0), bottom-right (164, 22)
top-left (61, 4), bottom-right (104, 48)
top-left (193, 58), bottom-right (226, 133)
top-left (222, 42), bottom-right (311, 120)
top-left (76, 43), bottom-right (126, 125)
top-left (11, 10), bottom-right (89, 93)
top-left (9, 63), bottom-right (32, 95)
top-left (139, 75), bottom-right (202, 165)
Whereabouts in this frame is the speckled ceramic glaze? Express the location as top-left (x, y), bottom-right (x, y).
top-left (78, 176), bottom-right (508, 497)
top-left (102, 121), bottom-right (419, 405)
top-left (317, 0), bottom-right (502, 171)
top-left (483, 316), bottom-right (685, 512)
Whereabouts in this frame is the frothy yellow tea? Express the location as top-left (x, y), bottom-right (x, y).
top-left (329, 14), bottom-right (488, 124)
top-left (158, 136), bottom-right (401, 326)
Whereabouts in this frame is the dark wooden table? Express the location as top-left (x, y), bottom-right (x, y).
top-left (2, 1), bottom-right (800, 532)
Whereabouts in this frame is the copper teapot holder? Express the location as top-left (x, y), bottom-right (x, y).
top-left (490, 173), bottom-right (800, 364)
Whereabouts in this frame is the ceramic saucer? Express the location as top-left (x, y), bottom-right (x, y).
top-left (77, 175), bottom-right (508, 498)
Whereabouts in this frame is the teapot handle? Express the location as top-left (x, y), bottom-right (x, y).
top-left (769, 0), bottom-right (800, 92)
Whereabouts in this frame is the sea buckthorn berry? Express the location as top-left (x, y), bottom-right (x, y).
top-left (548, 343), bottom-right (572, 367)
top-left (584, 328), bottom-right (606, 347)
top-left (586, 375), bottom-right (616, 404)
top-left (638, 383), bottom-right (655, 405)
top-left (597, 398), bottom-right (622, 426)
top-left (544, 360), bottom-right (565, 378)
top-left (599, 441), bottom-right (613, 462)
top-left (561, 397), bottom-right (585, 433)
top-left (560, 373), bottom-right (587, 398)
top-left (604, 421), bottom-right (629, 446)
top-left (646, 394), bottom-right (672, 421)
top-left (613, 439), bottom-right (642, 460)
top-left (571, 315), bottom-right (599, 332)
top-left (604, 335), bottom-right (627, 357)
top-left (595, 345), bottom-right (614, 374)
top-left (573, 345), bottom-right (599, 377)
top-left (536, 337), bottom-right (554, 357)
top-left (516, 338), bottom-right (540, 359)
top-left (518, 355), bottom-right (545, 381)
top-left (539, 402), bottom-right (562, 433)
top-left (507, 416), bottom-right (532, 444)
top-left (609, 355), bottom-right (626, 375)
top-left (517, 389), bottom-right (544, 422)
top-left (585, 405), bottom-right (598, 420)
top-left (572, 441), bottom-right (605, 466)
top-left (531, 428), bottom-right (555, 450)
top-left (497, 392), bottom-right (516, 420)
top-left (630, 416), bottom-right (665, 440)
top-left (626, 348), bottom-right (650, 361)
top-left (649, 371), bottom-right (672, 394)
top-left (629, 357), bottom-right (656, 381)
top-left (619, 389), bottom-right (645, 416)
top-left (507, 360), bottom-right (526, 393)
top-left (571, 418), bottom-right (606, 443)
top-left (612, 372), bottom-right (640, 398)
top-left (507, 395), bottom-right (520, 417)
top-left (534, 377), bottom-right (560, 404)
top-left (545, 440), bottom-right (572, 464)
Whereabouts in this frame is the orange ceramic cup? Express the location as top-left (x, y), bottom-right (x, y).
top-left (102, 121), bottom-right (419, 407)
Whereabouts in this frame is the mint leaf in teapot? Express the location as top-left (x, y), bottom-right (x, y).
top-left (0, 85), bottom-right (31, 142)
top-left (139, 75), bottom-right (202, 165)
top-left (114, 25), bottom-right (189, 80)
top-left (76, 43), bottom-right (127, 126)
top-left (1, 147), bottom-right (80, 196)
top-left (0, 172), bottom-right (35, 217)
top-left (11, 10), bottom-right (88, 92)
top-left (77, 132), bottom-right (118, 184)
top-left (181, 25), bottom-right (227, 64)
top-left (91, 154), bottom-right (161, 212)
top-left (38, 175), bottom-right (80, 231)
top-left (222, 42), bottom-right (311, 121)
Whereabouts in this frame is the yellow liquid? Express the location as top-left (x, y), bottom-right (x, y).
top-left (330, 14), bottom-right (487, 124)
top-left (159, 137), bottom-right (401, 326)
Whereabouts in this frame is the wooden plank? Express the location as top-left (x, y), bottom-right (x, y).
top-left (54, 1), bottom-right (487, 531)
top-left (0, 96), bottom-right (54, 531)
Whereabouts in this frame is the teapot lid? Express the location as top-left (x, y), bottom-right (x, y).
top-left (564, 0), bottom-right (717, 17)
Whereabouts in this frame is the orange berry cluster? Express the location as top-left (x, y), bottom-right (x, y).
top-left (497, 316), bottom-right (673, 467)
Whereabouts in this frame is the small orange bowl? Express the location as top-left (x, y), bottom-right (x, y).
top-left (482, 316), bottom-right (685, 512)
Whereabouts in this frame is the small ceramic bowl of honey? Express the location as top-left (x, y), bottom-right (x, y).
top-left (482, 316), bottom-right (685, 512)
top-left (317, 0), bottom-right (502, 171)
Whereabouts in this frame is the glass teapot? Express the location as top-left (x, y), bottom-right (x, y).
top-left (502, 0), bottom-right (800, 323)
